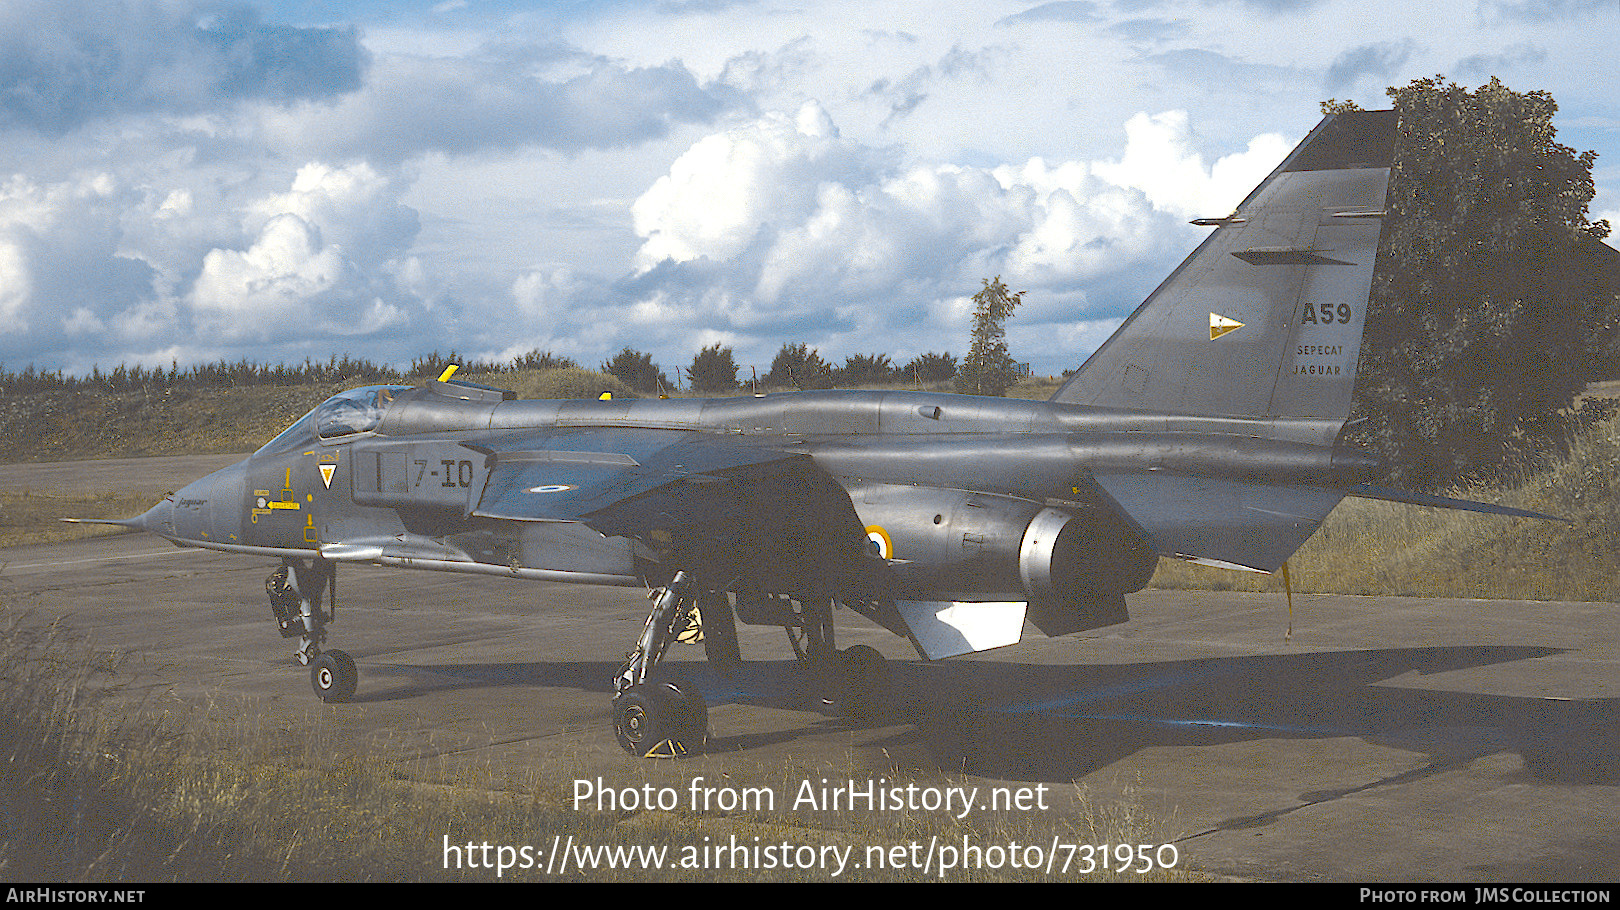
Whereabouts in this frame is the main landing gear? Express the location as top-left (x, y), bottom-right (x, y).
top-left (608, 581), bottom-right (896, 758)
top-left (773, 595), bottom-right (892, 719)
top-left (613, 571), bottom-right (709, 758)
top-left (267, 558), bottom-right (356, 703)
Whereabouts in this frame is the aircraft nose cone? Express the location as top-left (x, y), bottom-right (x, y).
top-left (160, 461), bottom-right (248, 542)
top-left (133, 497), bottom-right (175, 536)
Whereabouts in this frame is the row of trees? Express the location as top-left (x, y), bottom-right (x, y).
top-left (0, 349), bottom-right (594, 395)
top-left (616, 275), bottom-right (1027, 396)
top-left (605, 343), bottom-right (965, 394)
top-left (0, 342), bottom-right (981, 397)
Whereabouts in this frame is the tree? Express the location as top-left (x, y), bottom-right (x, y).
top-left (602, 347), bottom-right (669, 393)
top-left (955, 276), bottom-right (1023, 396)
top-left (686, 343), bottom-right (739, 393)
top-left (764, 342), bottom-right (833, 390)
top-left (1340, 77), bottom-right (1616, 488)
top-left (903, 351), bottom-right (957, 385)
top-left (832, 353), bottom-right (897, 387)
top-left (509, 349), bottom-right (579, 371)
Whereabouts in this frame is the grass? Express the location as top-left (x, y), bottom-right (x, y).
top-left (0, 492), bottom-right (155, 548)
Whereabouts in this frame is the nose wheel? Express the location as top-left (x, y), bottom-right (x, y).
top-left (310, 649), bottom-right (357, 703)
top-left (613, 678), bottom-right (708, 758)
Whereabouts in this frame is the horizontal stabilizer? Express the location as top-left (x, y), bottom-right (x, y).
top-left (1090, 473), bottom-right (1345, 573)
top-left (1346, 484), bottom-right (1569, 523)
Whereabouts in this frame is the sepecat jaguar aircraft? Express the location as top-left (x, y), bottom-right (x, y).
top-left (83, 109), bottom-right (1558, 757)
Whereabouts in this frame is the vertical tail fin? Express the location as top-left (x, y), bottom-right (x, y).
top-left (1053, 110), bottom-right (1396, 421)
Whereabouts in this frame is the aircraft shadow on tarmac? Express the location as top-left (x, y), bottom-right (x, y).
top-left (359, 645), bottom-right (1618, 785)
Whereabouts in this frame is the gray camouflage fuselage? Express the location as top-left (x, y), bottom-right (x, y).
top-left (138, 383), bottom-right (1384, 651)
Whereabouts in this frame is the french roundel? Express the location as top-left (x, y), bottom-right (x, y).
top-left (864, 525), bottom-right (893, 560)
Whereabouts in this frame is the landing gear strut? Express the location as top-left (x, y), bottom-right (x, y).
top-left (698, 590), bottom-right (743, 677)
top-left (779, 596), bottom-right (891, 719)
top-left (612, 571), bottom-right (708, 757)
top-left (267, 558), bottom-right (356, 703)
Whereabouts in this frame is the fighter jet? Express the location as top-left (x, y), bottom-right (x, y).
top-left (85, 109), bottom-right (1555, 757)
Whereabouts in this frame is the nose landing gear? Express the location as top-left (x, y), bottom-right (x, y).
top-left (268, 558), bottom-right (356, 703)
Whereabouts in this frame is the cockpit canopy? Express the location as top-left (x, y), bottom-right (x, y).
top-left (256, 385), bottom-right (409, 456)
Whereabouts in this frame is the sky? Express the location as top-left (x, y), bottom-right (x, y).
top-left (1, 0), bottom-right (1617, 382)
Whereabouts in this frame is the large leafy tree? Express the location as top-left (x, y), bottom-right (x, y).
top-left (1339, 77), bottom-right (1616, 488)
top-left (955, 276), bottom-right (1024, 397)
top-left (832, 353), bottom-right (897, 387)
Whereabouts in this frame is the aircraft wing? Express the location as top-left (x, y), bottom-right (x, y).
top-left (465, 427), bottom-right (811, 532)
top-left (465, 426), bottom-right (870, 600)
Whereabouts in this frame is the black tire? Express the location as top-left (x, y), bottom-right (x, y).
top-left (311, 649), bottom-right (357, 703)
top-left (613, 679), bottom-right (707, 758)
top-left (699, 591), bottom-right (742, 677)
top-left (837, 645), bottom-right (890, 719)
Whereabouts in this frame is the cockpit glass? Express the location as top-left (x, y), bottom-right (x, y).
top-left (316, 387), bottom-right (396, 439)
top-left (255, 385), bottom-right (407, 456)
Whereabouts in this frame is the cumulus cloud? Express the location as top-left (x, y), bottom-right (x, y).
top-left (247, 162), bottom-right (419, 269)
top-left (614, 104), bottom-right (1290, 368)
top-left (255, 46), bottom-right (734, 162)
top-left (632, 103), bottom-right (882, 269)
top-left (187, 162), bottom-right (421, 343)
top-left (0, 0), bottom-right (366, 133)
top-left (0, 173), bottom-right (156, 354)
top-left (1092, 111), bottom-right (1289, 218)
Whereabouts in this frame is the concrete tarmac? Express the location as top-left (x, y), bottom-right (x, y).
top-left (2, 458), bottom-right (1617, 882)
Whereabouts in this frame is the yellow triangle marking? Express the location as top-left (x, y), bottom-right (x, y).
top-left (1210, 312), bottom-right (1244, 340)
top-left (319, 464), bottom-right (336, 488)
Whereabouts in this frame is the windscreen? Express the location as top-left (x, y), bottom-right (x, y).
top-left (255, 385), bottom-right (408, 455)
